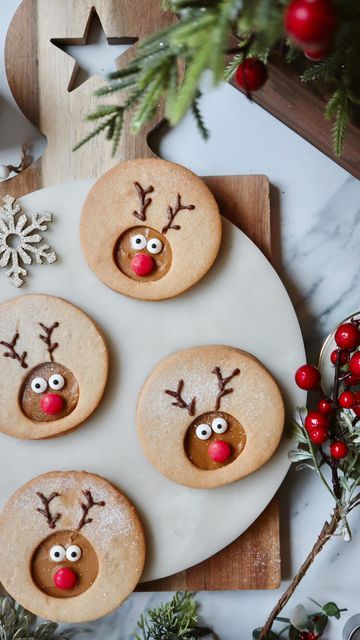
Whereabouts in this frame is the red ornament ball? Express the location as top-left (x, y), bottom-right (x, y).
top-left (339, 391), bottom-right (355, 409)
top-left (350, 352), bottom-right (360, 376)
top-left (40, 393), bottom-right (64, 416)
top-left (318, 398), bottom-right (333, 414)
top-left (305, 411), bottom-right (329, 431)
top-left (284, 0), bottom-right (337, 47)
top-left (208, 440), bottom-right (231, 463)
top-left (330, 441), bottom-right (348, 459)
top-left (53, 567), bottom-right (77, 590)
top-left (235, 58), bottom-right (268, 92)
top-left (330, 349), bottom-right (347, 366)
top-left (335, 322), bottom-right (360, 351)
top-left (309, 425), bottom-right (328, 444)
top-left (295, 364), bottom-right (321, 390)
top-left (131, 253), bottom-right (155, 277)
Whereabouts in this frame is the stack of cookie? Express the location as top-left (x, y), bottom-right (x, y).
top-left (0, 159), bottom-right (284, 623)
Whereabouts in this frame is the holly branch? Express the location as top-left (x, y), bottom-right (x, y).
top-left (74, 0), bottom-right (360, 157)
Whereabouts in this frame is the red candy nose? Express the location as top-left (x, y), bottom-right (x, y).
top-left (53, 567), bottom-right (77, 590)
top-left (40, 393), bottom-right (64, 416)
top-left (208, 440), bottom-right (231, 463)
top-left (131, 253), bottom-right (155, 276)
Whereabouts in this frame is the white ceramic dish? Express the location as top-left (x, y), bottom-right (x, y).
top-left (0, 181), bottom-right (305, 581)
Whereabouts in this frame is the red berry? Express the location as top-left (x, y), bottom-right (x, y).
top-left (318, 398), bottom-right (333, 414)
top-left (285, 0), bottom-right (337, 47)
top-left (330, 349), bottom-right (347, 365)
top-left (304, 45), bottom-right (330, 60)
top-left (335, 323), bottom-right (360, 350)
top-left (305, 411), bottom-right (329, 431)
top-left (330, 441), bottom-right (348, 459)
top-left (235, 58), bottom-right (268, 92)
top-left (350, 352), bottom-right (360, 376)
top-left (40, 393), bottom-right (64, 416)
top-left (295, 364), bottom-right (321, 390)
top-left (208, 440), bottom-right (231, 463)
top-left (339, 391), bottom-right (355, 408)
top-left (131, 253), bottom-right (155, 277)
top-left (53, 567), bottom-right (77, 590)
top-left (309, 425), bottom-right (328, 444)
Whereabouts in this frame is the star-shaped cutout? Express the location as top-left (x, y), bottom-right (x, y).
top-left (51, 9), bottom-right (138, 92)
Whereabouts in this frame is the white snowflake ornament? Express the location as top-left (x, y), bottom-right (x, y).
top-left (0, 195), bottom-right (57, 287)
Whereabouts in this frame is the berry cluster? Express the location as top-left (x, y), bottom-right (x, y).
top-left (234, 0), bottom-right (337, 97)
top-left (295, 320), bottom-right (360, 472)
top-left (300, 632), bottom-right (317, 640)
top-left (285, 0), bottom-right (337, 61)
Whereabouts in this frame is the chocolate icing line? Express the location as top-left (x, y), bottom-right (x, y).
top-left (0, 332), bottom-right (28, 369)
top-left (212, 367), bottom-right (240, 411)
top-left (162, 194), bottom-right (195, 234)
top-left (133, 182), bottom-right (154, 221)
top-left (165, 379), bottom-right (196, 416)
top-left (77, 490), bottom-right (105, 531)
top-left (36, 492), bottom-right (62, 529)
top-left (39, 322), bottom-right (59, 363)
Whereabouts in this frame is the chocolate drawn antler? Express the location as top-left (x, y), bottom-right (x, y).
top-left (77, 490), bottom-right (105, 531)
top-left (0, 332), bottom-right (28, 369)
top-left (165, 379), bottom-right (196, 416)
top-left (162, 194), bottom-right (195, 234)
top-left (133, 182), bottom-right (154, 221)
top-left (212, 366), bottom-right (240, 411)
top-left (39, 322), bottom-right (59, 363)
top-left (36, 492), bottom-right (62, 529)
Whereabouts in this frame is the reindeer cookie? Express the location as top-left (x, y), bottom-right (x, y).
top-left (0, 295), bottom-right (108, 439)
top-left (0, 471), bottom-right (145, 623)
top-left (80, 159), bottom-right (221, 300)
top-left (137, 345), bottom-right (285, 489)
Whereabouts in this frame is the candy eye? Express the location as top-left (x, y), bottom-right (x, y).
top-left (31, 377), bottom-right (47, 394)
top-left (131, 234), bottom-right (147, 250)
top-left (147, 238), bottom-right (163, 255)
top-left (49, 374), bottom-right (65, 390)
top-left (66, 545), bottom-right (82, 562)
top-left (212, 417), bottom-right (228, 434)
top-left (195, 424), bottom-right (212, 440)
top-left (50, 545), bottom-right (66, 562)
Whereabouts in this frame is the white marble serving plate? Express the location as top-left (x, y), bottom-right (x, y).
top-left (0, 180), bottom-right (305, 581)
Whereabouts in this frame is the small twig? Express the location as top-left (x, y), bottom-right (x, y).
top-left (258, 508), bottom-right (341, 640)
top-left (162, 194), bottom-right (195, 234)
top-left (165, 379), bottom-right (196, 416)
top-left (0, 332), bottom-right (28, 369)
top-left (133, 182), bottom-right (154, 221)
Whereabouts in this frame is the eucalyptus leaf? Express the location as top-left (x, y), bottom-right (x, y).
top-left (314, 613), bottom-right (328, 635)
top-left (290, 604), bottom-right (308, 631)
top-left (288, 449), bottom-right (313, 463)
top-left (322, 602), bottom-right (341, 618)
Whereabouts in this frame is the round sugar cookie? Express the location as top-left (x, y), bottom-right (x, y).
top-left (137, 345), bottom-right (285, 488)
top-left (80, 158), bottom-right (222, 300)
top-left (0, 471), bottom-right (145, 623)
top-left (0, 295), bottom-right (108, 439)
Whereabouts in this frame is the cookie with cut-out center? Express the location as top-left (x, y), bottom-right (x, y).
top-left (137, 345), bottom-right (285, 488)
top-left (80, 159), bottom-right (222, 300)
top-left (0, 471), bottom-right (145, 623)
top-left (0, 294), bottom-right (108, 439)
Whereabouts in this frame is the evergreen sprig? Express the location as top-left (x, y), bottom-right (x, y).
top-left (135, 592), bottom-right (212, 640)
top-left (0, 596), bottom-right (75, 640)
top-left (75, 0), bottom-right (359, 157)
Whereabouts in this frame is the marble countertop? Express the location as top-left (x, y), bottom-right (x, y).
top-left (1, 2), bottom-right (360, 639)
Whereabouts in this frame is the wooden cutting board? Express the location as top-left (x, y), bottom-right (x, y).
top-left (1, 0), bottom-right (281, 590)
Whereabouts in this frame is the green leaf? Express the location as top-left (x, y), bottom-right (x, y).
top-left (313, 613), bottom-right (328, 635)
top-left (288, 448), bottom-right (313, 463)
top-left (322, 602), bottom-right (341, 618)
top-left (252, 629), bottom-right (279, 639)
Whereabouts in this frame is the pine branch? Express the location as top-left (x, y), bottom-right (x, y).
top-left (191, 91), bottom-right (210, 139)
